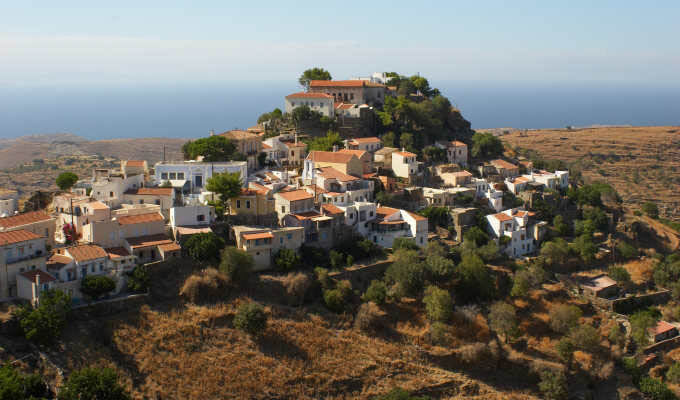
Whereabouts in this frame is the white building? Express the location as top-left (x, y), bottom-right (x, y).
top-left (435, 140), bottom-right (468, 167)
top-left (392, 150), bottom-right (420, 179)
top-left (284, 92), bottom-right (335, 117)
top-left (90, 172), bottom-right (145, 209)
top-left (0, 189), bottom-right (18, 218)
top-left (0, 230), bottom-right (48, 299)
top-left (169, 205), bottom-right (215, 229)
top-left (154, 161), bottom-right (247, 194)
top-left (505, 170), bottom-right (569, 195)
top-left (486, 208), bottom-right (537, 259)
top-left (370, 206), bottom-right (428, 248)
top-left (469, 178), bottom-right (504, 212)
top-left (346, 137), bottom-right (383, 153)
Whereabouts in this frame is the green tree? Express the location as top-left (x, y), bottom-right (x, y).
top-left (14, 289), bottom-right (71, 346)
top-left (126, 265), bottom-right (150, 293)
top-left (274, 248), bottom-right (302, 271)
top-left (385, 249), bottom-right (425, 297)
top-left (425, 255), bottom-right (455, 283)
top-left (571, 234), bottom-right (597, 264)
top-left (630, 310), bottom-right (658, 349)
top-left (540, 238), bottom-right (570, 267)
top-left (0, 363), bottom-right (49, 400)
top-left (609, 323), bottom-right (626, 348)
top-left (306, 131), bottom-right (343, 152)
top-left (608, 265), bottom-right (631, 286)
top-left (56, 172), bottom-right (79, 191)
top-left (362, 280), bottom-right (387, 305)
top-left (206, 171), bottom-right (242, 214)
top-left (488, 301), bottom-right (518, 342)
top-left (397, 80), bottom-right (417, 96)
top-left (233, 302), bottom-right (268, 336)
top-left (456, 254), bottom-right (495, 303)
top-left (399, 132), bottom-right (415, 153)
top-left (298, 67), bottom-right (332, 89)
top-left (616, 241), bottom-right (638, 261)
top-left (329, 250), bottom-right (346, 269)
top-left (419, 206), bottom-right (449, 229)
top-left (666, 362), bottom-right (680, 383)
top-left (80, 275), bottom-right (116, 300)
top-left (392, 237), bottom-right (419, 251)
top-left (642, 202), bottom-right (660, 219)
top-left (470, 132), bottom-right (503, 158)
top-left (463, 226), bottom-right (489, 247)
top-left (552, 214), bottom-right (569, 237)
top-left (568, 324), bottom-right (600, 353)
top-left (382, 131), bottom-right (396, 147)
top-left (549, 304), bottom-right (582, 334)
top-left (555, 338), bottom-right (575, 364)
top-left (638, 377), bottom-right (675, 400)
top-left (184, 232), bottom-right (225, 262)
top-left (423, 286), bottom-right (453, 322)
top-left (59, 367), bottom-right (130, 400)
top-left (219, 247), bottom-right (254, 284)
top-left (182, 135), bottom-right (237, 161)
top-left (323, 281), bottom-right (352, 313)
top-left (538, 370), bottom-right (568, 400)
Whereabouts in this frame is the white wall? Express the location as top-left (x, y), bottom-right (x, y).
top-left (170, 205), bottom-right (214, 228)
top-left (155, 161), bottom-right (248, 193)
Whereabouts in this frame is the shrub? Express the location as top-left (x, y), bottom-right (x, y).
top-left (425, 255), bottom-right (455, 283)
top-left (608, 265), bottom-right (631, 285)
top-left (553, 214), bottom-right (569, 236)
top-left (385, 249), bottom-right (425, 298)
top-left (56, 171), bottom-right (78, 191)
top-left (233, 302), bottom-right (267, 336)
top-left (457, 342), bottom-right (500, 368)
top-left (549, 304), bottom-right (582, 333)
top-left (274, 248), bottom-right (302, 271)
top-left (616, 241), bottom-right (638, 260)
top-left (463, 226), bottom-right (488, 246)
top-left (126, 265), bottom-right (150, 292)
top-left (355, 302), bottom-right (384, 333)
top-left (555, 339), bottom-right (575, 364)
top-left (540, 238), bottom-right (570, 267)
top-left (639, 377), bottom-right (675, 400)
top-left (362, 280), bottom-right (387, 305)
top-left (185, 232), bottom-right (225, 262)
top-left (281, 272), bottom-right (311, 306)
top-left (428, 322), bottom-right (449, 346)
top-left (568, 324), bottom-right (600, 353)
top-left (80, 275), bottom-right (116, 300)
top-left (455, 254), bottom-right (495, 303)
top-left (314, 267), bottom-right (332, 290)
top-left (0, 363), bottom-right (49, 400)
top-left (630, 310), bottom-right (658, 348)
top-left (357, 239), bottom-right (384, 259)
top-left (392, 237), bottom-right (419, 251)
top-left (323, 280), bottom-right (352, 313)
top-left (179, 269), bottom-right (229, 303)
top-left (570, 234), bottom-right (597, 264)
top-left (538, 369), bottom-right (568, 400)
top-left (608, 323), bottom-right (626, 348)
top-left (488, 301), bottom-right (517, 342)
top-left (329, 250), bottom-right (345, 269)
top-left (423, 286), bottom-right (453, 322)
top-left (58, 367), bottom-right (130, 400)
top-left (219, 247), bottom-right (253, 284)
top-left (14, 289), bottom-right (71, 346)
top-left (666, 362), bottom-right (680, 383)
top-left (642, 202), bottom-right (660, 219)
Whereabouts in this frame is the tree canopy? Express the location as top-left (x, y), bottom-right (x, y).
top-left (58, 367), bottom-right (130, 400)
top-left (306, 131), bottom-right (343, 152)
top-left (206, 171), bottom-right (242, 210)
top-left (299, 67), bottom-right (332, 90)
top-left (56, 172), bottom-right (79, 191)
top-left (80, 275), bottom-right (116, 300)
top-left (14, 289), bottom-right (71, 346)
top-left (184, 232), bottom-right (225, 262)
top-left (182, 135), bottom-right (240, 162)
top-left (470, 132), bottom-right (504, 158)
top-left (219, 246), bottom-right (254, 284)
top-left (0, 363), bottom-right (49, 400)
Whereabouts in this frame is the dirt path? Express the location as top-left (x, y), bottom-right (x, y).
top-left (639, 215), bottom-right (680, 252)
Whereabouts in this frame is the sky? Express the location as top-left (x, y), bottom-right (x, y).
top-left (1, 1), bottom-right (679, 86)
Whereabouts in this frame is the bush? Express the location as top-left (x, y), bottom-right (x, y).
top-left (608, 323), bottom-right (626, 348)
top-left (385, 249), bottom-right (425, 298)
top-left (58, 367), bottom-right (130, 400)
top-left (274, 248), bottom-right (302, 271)
top-left (488, 301), bottom-right (517, 342)
top-left (185, 232), bottom-right (225, 262)
top-left (549, 304), bottom-right (582, 333)
top-left (555, 339), bottom-right (575, 364)
top-left (233, 302), bottom-right (267, 336)
top-left (314, 267), bottom-right (332, 290)
top-left (219, 247), bottom-right (253, 284)
top-left (362, 280), bottom-right (387, 305)
top-left (457, 342), bottom-right (500, 368)
top-left (463, 226), bottom-right (488, 246)
top-left (608, 265), bottom-right (631, 285)
top-left (323, 280), bottom-right (352, 313)
top-left (372, 387), bottom-right (432, 400)
top-left (630, 310), bottom-right (658, 348)
top-left (616, 241), bottom-right (638, 260)
top-left (126, 265), bottom-right (150, 292)
top-left (0, 363), bottom-right (49, 400)
top-left (56, 171), bottom-right (78, 191)
top-left (571, 234), bottom-right (597, 264)
top-left (639, 377), bottom-right (675, 400)
top-left (568, 324), bottom-right (600, 353)
top-left (540, 238), bottom-right (570, 267)
top-left (355, 302), bottom-right (384, 333)
top-left (357, 240), bottom-right (384, 259)
top-left (281, 272), bottom-right (311, 306)
top-left (538, 369), bottom-right (568, 400)
top-left (642, 202), bottom-right (660, 219)
top-left (329, 250), bottom-right (345, 269)
top-left (80, 275), bottom-right (116, 300)
top-left (179, 269), bottom-right (229, 303)
top-left (553, 214), bottom-right (569, 236)
top-left (666, 362), bottom-right (680, 384)
top-left (392, 238), bottom-right (419, 251)
top-left (423, 286), bottom-right (453, 322)
top-left (425, 255), bottom-right (455, 283)
top-left (14, 289), bottom-right (71, 346)
top-left (428, 321), bottom-right (449, 346)
top-left (455, 254), bottom-right (495, 303)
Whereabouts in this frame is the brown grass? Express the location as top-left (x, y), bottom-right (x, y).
top-left (622, 258), bottom-right (655, 284)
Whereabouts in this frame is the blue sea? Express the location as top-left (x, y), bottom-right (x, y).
top-left (0, 81), bottom-right (678, 140)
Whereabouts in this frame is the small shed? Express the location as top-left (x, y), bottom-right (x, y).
top-left (649, 321), bottom-right (679, 343)
top-left (581, 274), bottom-right (619, 299)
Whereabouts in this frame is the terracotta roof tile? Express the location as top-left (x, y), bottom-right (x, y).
top-left (492, 213), bottom-right (513, 222)
top-left (243, 232), bottom-right (274, 240)
top-left (289, 211), bottom-right (322, 220)
top-left (219, 129), bottom-right (261, 141)
top-left (117, 213), bottom-right (164, 225)
top-left (20, 269), bottom-right (56, 283)
top-left (0, 211), bottom-right (52, 228)
top-left (159, 242), bottom-right (182, 252)
top-left (350, 137), bottom-right (381, 144)
top-left (306, 151), bottom-right (356, 164)
top-left (491, 159), bottom-right (518, 170)
top-left (47, 253), bottom-right (73, 267)
top-left (286, 92), bottom-right (334, 99)
top-left (321, 204), bottom-right (344, 215)
top-left (276, 189), bottom-right (314, 202)
top-left (106, 247), bottom-right (131, 259)
top-left (125, 160), bottom-right (145, 167)
top-left (280, 140), bottom-right (306, 148)
top-left (651, 321), bottom-right (677, 336)
top-left (395, 151), bottom-right (417, 157)
top-left (337, 149), bottom-right (368, 159)
top-left (406, 211), bottom-right (427, 222)
top-left (124, 187), bottom-right (173, 196)
top-left (67, 244), bottom-right (108, 262)
top-left (0, 229), bottom-right (42, 245)
top-left (310, 80), bottom-right (385, 88)
top-left (316, 166), bottom-right (360, 182)
top-left (125, 234), bottom-right (174, 249)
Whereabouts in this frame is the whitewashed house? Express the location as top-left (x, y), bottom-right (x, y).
top-left (154, 160), bottom-right (247, 194)
top-left (370, 206), bottom-right (428, 248)
top-left (285, 92), bottom-right (335, 117)
top-left (486, 208), bottom-right (538, 259)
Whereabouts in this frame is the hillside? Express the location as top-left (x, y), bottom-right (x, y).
top-left (500, 126), bottom-right (680, 220)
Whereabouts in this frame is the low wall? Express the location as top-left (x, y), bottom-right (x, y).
top-left (71, 293), bottom-right (148, 319)
top-left (329, 259), bottom-right (392, 291)
top-left (644, 335), bottom-right (680, 355)
top-left (612, 290), bottom-right (671, 314)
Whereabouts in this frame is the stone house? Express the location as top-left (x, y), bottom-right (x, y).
top-left (0, 210), bottom-right (56, 247)
top-left (0, 230), bottom-right (48, 299)
top-left (219, 129), bottom-right (263, 171)
top-left (232, 225), bottom-right (305, 271)
top-left (346, 137), bottom-right (383, 153)
top-left (308, 80), bottom-right (386, 106)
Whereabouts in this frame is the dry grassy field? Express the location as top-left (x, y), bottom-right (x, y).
top-left (500, 126), bottom-right (680, 220)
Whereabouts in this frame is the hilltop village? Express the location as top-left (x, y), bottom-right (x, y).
top-left (1, 71), bottom-right (680, 399)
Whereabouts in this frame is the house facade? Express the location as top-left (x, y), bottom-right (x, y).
top-left (304, 151), bottom-right (363, 178)
top-left (309, 80), bottom-right (386, 106)
top-left (232, 225), bottom-right (305, 271)
top-left (284, 92), bottom-right (335, 117)
top-left (486, 208), bottom-right (538, 258)
top-left (369, 207), bottom-right (428, 248)
top-left (392, 151), bottom-right (419, 179)
top-left (0, 211), bottom-right (56, 247)
top-left (0, 230), bottom-right (48, 299)
top-left (219, 130), bottom-right (263, 171)
top-left (154, 161), bottom-right (248, 194)
top-left (0, 189), bottom-right (18, 218)
top-left (435, 140), bottom-right (468, 166)
top-left (346, 137), bottom-right (383, 153)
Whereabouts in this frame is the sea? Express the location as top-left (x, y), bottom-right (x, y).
top-left (0, 81), bottom-right (678, 140)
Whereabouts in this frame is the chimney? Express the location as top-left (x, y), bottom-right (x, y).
top-left (332, 145), bottom-right (338, 152)
top-left (294, 133), bottom-right (298, 145)
top-left (210, 129), bottom-right (215, 137)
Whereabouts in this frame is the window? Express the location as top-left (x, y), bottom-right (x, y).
top-left (81, 267), bottom-right (87, 277)
top-left (18, 246), bottom-right (24, 256)
top-left (237, 200), bottom-right (241, 209)
top-left (291, 151), bottom-right (295, 157)
top-left (169, 172), bottom-right (177, 180)
top-left (291, 102), bottom-right (295, 107)
top-left (255, 239), bottom-right (261, 245)
top-left (139, 199), bottom-right (144, 204)
top-left (161, 173), bottom-right (168, 180)
top-left (281, 206), bottom-right (286, 213)
top-left (91, 265), bottom-right (95, 273)
top-left (349, 213), bottom-right (354, 219)
top-left (280, 237), bottom-right (283, 244)
top-left (31, 265), bottom-right (36, 270)
top-left (246, 200), bottom-right (251, 209)
top-left (177, 172), bottom-right (185, 180)
top-left (99, 263), bottom-right (104, 271)
top-left (420, 237), bottom-right (424, 244)
top-left (369, 211), bottom-right (374, 217)
top-left (110, 191), bottom-right (114, 197)
top-left (287, 233), bottom-right (292, 239)
top-left (520, 234), bottom-right (525, 240)
top-left (350, 93), bottom-right (354, 100)
top-left (155, 199), bottom-right (160, 205)
top-left (197, 214), bottom-right (205, 222)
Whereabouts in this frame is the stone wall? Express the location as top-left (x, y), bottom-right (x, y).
top-left (329, 259), bottom-right (392, 291)
top-left (71, 293), bottom-right (149, 320)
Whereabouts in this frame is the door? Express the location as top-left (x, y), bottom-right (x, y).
top-left (195, 175), bottom-right (203, 188)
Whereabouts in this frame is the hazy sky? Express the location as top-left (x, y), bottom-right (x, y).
top-left (1, 1), bottom-right (679, 86)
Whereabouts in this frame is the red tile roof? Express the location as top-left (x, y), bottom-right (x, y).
top-left (276, 189), bottom-right (314, 202)
top-left (106, 247), bottom-right (131, 259)
top-left (124, 187), bottom-right (173, 196)
top-left (651, 321), bottom-right (677, 336)
top-left (67, 244), bottom-right (108, 262)
top-left (286, 92), bottom-right (334, 99)
top-left (243, 232), bottom-right (274, 240)
top-left (491, 159), bottom-right (518, 170)
top-left (394, 151), bottom-right (417, 157)
top-left (20, 269), bottom-right (56, 283)
top-left (125, 234), bottom-right (174, 249)
top-left (317, 166), bottom-right (360, 182)
top-left (159, 242), bottom-right (182, 252)
top-left (492, 213), bottom-right (513, 222)
top-left (450, 170), bottom-right (473, 177)
top-left (47, 253), bottom-right (73, 268)
top-left (280, 140), bottom-right (306, 148)
top-left (335, 103), bottom-right (355, 110)
top-left (350, 137), bottom-right (381, 144)
top-left (261, 143), bottom-right (272, 149)
top-left (0, 229), bottom-right (42, 245)
top-left (376, 206), bottom-right (400, 219)
top-left (288, 211), bottom-right (322, 220)
top-left (0, 211), bottom-right (52, 229)
top-left (321, 204), bottom-right (344, 215)
top-left (125, 160), bottom-right (145, 167)
top-left (306, 151), bottom-right (356, 164)
top-left (117, 213), bottom-right (164, 225)
top-left (219, 129), bottom-right (261, 141)
top-left (406, 211), bottom-right (427, 222)
top-left (337, 149), bottom-right (368, 159)
top-left (309, 80), bottom-right (385, 88)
